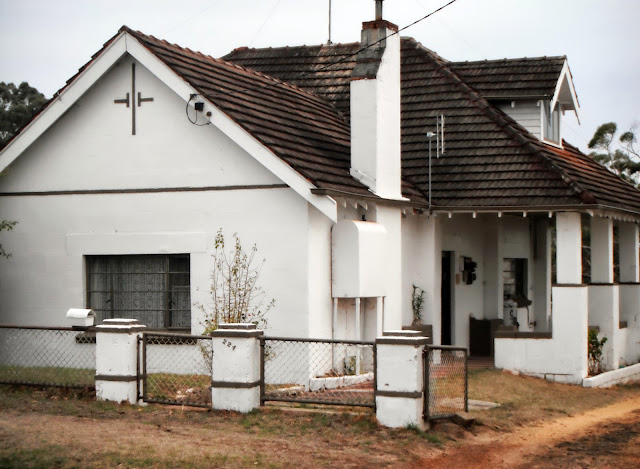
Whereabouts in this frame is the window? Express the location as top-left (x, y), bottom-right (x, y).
top-left (542, 101), bottom-right (560, 144)
top-left (503, 258), bottom-right (527, 301)
top-left (86, 254), bottom-right (190, 329)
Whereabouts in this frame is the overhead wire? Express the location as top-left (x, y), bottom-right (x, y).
top-left (187, 0), bottom-right (461, 110)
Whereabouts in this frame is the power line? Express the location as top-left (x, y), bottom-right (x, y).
top-left (193, 0), bottom-right (460, 104)
top-left (248, 0), bottom-right (284, 47)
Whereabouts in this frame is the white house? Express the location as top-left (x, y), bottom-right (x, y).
top-left (2, 2), bottom-right (639, 384)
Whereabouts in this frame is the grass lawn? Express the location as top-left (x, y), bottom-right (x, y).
top-left (468, 368), bottom-right (640, 430)
top-left (0, 365), bottom-right (95, 388)
top-left (0, 369), bottom-right (638, 468)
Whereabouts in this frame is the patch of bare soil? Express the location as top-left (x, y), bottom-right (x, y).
top-left (412, 396), bottom-right (640, 469)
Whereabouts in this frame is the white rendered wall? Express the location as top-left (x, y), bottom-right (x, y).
top-left (556, 212), bottom-right (582, 283)
top-left (307, 204), bottom-right (333, 339)
top-left (498, 100), bottom-right (541, 140)
top-left (482, 220), bottom-right (501, 320)
top-left (588, 285), bottom-right (620, 370)
top-left (495, 286), bottom-right (589, 384)
top-left (0, 57), bottom-right (282, 192)
top-left (401, 214), bottom-right (441, 339)
top-left (375, 205), bottom-right (403, 331)
top-left (0, 56), bottom-right (318, 339)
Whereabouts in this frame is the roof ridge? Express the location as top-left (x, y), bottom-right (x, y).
top-left (407, 39), bottom-right (592, 204)
top-left (123, 27), bottom-right (333, 106)
top-left (449, 55), bottom-right (567, 65)
top-left (227, 41), bottom-right (362, 55)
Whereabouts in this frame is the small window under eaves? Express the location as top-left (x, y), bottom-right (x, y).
top-left (542, 101), bottom-right (561, 145)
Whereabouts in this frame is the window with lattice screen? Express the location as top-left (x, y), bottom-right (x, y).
top-left (86, 254), bottom-right (190, 329)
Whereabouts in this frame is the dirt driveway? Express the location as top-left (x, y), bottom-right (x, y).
top-left (420, 395), bottom-right (640, 468)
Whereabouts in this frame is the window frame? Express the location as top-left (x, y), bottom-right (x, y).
top-left (85, 254), bottom-right (191, 331)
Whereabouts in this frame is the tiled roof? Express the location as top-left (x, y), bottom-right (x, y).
top-left (224, 43), bottom-right (359, 120)
top-left (224, 39), bottom-right (640, 214)
top-left (448, 56), bottom-right (566, 100)
top-left (6, 27), bottom-right (640, 214)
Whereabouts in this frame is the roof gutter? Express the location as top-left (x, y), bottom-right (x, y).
top-left (311, 189), bottom-right (640, 222)
top-left (310, 188), bottom-right (429, 210)
top-left (431, 204), bottom-right (640, 222)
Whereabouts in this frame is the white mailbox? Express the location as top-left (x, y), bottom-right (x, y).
top-left (66, 308), bottom-right (96, 327)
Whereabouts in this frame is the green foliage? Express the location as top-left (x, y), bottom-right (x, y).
top-left (0, 81), bottom-right (47, 147)
top-left (588, 122), bottom-right (639, 186)
top-left (0, 220), bottom-right (17, 259)
top-left (411, 284), bottom-right (425, 325)
top-left (588, 328), bottom-right (608, 376)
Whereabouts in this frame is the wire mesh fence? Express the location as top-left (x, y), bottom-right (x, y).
top-left (424, 345), bottom-right (468, 421)
top-left (260, 337), bottom-right (376, 408)
top-left (0, 325), bottom-right (96, 389)
top-left (141, 332), bottom-right (212, 407)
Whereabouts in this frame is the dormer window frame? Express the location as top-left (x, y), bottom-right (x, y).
top-left (540, 99), bottom-right (562, 147)
top-left (539, 59), bottom-right (580, 148)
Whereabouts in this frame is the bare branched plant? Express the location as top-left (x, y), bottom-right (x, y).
top-left (198, 229), bottom-right (275, 371)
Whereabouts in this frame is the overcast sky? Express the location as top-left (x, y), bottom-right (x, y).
top-left (1, 0), bottom-right (638, 153)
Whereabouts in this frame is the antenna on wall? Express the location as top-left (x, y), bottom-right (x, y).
top-left (428, 115), bottom-right (446, 206)
top-left (436, 115), bottom-right (445, 158)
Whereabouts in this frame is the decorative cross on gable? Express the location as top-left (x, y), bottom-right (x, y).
top-left (113, 63), bottom-right (154, 135)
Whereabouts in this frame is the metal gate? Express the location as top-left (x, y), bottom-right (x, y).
top-left (139, 331), bottom-right (212, 408)
top-left (260, 337), bottom-right (376, 408)
top-left (423, 345), bottom-right (468, 421)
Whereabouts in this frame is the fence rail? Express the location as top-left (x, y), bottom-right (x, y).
top-left (260, 337), bottom-right (376, 408)
top-left (423, 345), bottom-right (468, 421)
top-left (141, 332), bottom-right (212, 408)
top-left (0, 325), bottom-right (96, 389)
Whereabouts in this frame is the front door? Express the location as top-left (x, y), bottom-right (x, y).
top-left (441, 251), bottom-right (452, 345)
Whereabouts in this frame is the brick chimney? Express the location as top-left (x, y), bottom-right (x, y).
top-left (350, 0), bottom-right (402, 200)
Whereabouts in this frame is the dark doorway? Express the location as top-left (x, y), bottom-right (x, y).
top-left (441, 251), bottom-right (453, 345)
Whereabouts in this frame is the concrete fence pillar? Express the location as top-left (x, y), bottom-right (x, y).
top-left (375, 330), bottom-right (429, 429)
top-left (210, 323), bottom-right (263, 413)
top-left (95, 319), bottom-right (146, 404)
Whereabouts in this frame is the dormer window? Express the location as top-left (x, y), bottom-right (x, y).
top-left (542, 101), bottom-right (561, 144)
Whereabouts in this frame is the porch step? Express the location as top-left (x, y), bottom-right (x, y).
top-left (468, 356), bottom-right (495, 370)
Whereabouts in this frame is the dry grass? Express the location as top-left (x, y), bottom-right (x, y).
top-left (468, 368), bottom-right (640, 430)
top-left (0, 370), bottom-right (638, 468)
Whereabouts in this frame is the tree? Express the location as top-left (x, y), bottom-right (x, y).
top-left (588, 122), bottom-right (639, 185)
top-left (0, 220), bottom-right (17, 259)
top-left (0, 81), bottom-right (47, 147)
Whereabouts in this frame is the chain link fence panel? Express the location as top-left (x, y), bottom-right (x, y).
top-left (142, 332), bottom-right (212, 407)
top-left (261, 337), bottom-right (375, 408)
top-left (0, 326), bottom-right (96, 389)
top-left (424, 346), bottom-right (468, 420)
